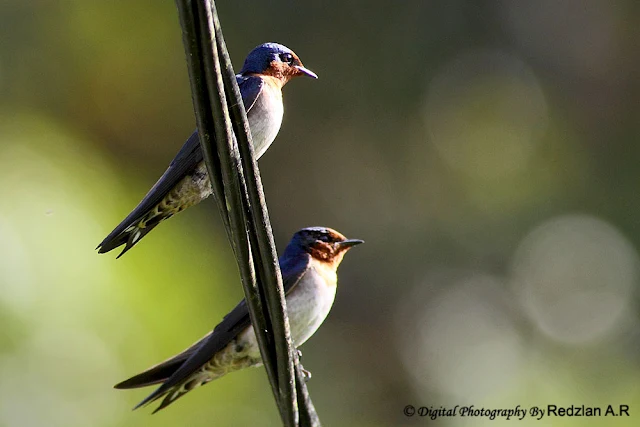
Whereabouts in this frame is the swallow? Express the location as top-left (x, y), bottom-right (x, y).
top-left (115, 227), bottom-right (362, 413)
top-left (97, 43), bottom-right (317, 257)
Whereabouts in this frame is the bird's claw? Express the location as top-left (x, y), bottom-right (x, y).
top-left (301, 367), bottom-right (312, 382)
top-left (294, 349), bottom-right (311, 381)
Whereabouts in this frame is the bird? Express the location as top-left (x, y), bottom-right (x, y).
top-left (114, 227), bottom-right (363, 413)
top-left (97, 43), bottom-right (317, 258)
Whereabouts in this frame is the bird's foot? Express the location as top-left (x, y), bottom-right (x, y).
top-left (301, 367), bottom-right (312, 381)
top-left (295, 349), bottom-right (311, 381)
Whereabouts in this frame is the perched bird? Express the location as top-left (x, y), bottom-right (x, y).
top-left (97, 43), bottom-right (317, 257)
top-left (115, 227), bottom-right (363, 412)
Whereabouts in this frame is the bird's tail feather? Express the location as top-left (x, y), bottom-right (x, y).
top-left (149, 374), bottom-right (212, 414)
top-left (114, 357), bottom-right (186, 390)
top-left (115, 354), bottom-right (199, 413)
top-left (114, 331), bottom-right (216, 412)
top-left (126, 368), bottom-right (213, 413)
top-left (97, 212), bottom-right (173, 257)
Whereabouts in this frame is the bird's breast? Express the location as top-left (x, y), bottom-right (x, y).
top-left (247, 83), bottom-right (284, 158)
top-left (222, 262), bottom-right (338, 367)
top-left (286, 263), bottom-right (338, 347)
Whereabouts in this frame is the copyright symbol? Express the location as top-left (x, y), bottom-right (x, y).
top-left (404, 405), bottom-right (416, 417)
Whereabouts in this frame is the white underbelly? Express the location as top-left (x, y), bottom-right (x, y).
top-left (287, 265), bottom-right (337, 347)
top-left (247, 84), bottom-right (284, 158)
top-left (238, 264), bottom-right (337, 360)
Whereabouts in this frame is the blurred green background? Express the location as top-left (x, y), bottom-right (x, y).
top-left (1, 1), bottom-right (639, 426)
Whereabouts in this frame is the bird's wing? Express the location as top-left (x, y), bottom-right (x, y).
top-left (114, 331), bottom-right (212, 390)
top-left (121, 252), bottom-right (310, 411)
top-left (96, 75), bottom-right (265, 255)
top-left (236, 74), bottom-right (264, 112)
top-left (96, 130), bottom-right (203, 255)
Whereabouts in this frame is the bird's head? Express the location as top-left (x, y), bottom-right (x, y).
top-left (290, 227), bottom-right (363, 267)
top-left (240, 42), bottom-right (317, 85)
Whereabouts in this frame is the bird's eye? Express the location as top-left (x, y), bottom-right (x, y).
top-left (279, 53), bottom-right (294, 63)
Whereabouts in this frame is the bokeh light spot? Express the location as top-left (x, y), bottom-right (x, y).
top-left (397, 273), bottom-right (524, 400)
top-left (511, 214), bottom-right (638, 344)
top-left (425, 49), bottom-right (548, 181)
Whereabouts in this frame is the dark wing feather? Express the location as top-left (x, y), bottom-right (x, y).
top-left (129, 252), bottom-right (311, 411)
top-left (136, 300), bottom-right (252, 411)
top-left (96, 130), bottom-right (202, 255)
top-left (114, 331), bottom-right (213, 389)
top-left (96, 75), bottom-right (265, 255)
top-left (236, 74), bottom-right (264, 112)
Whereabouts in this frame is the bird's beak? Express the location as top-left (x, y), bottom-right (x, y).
top-left (337, 239), bottom-right (364, 249)
top-left (294, 65), bottom-right (318, 79)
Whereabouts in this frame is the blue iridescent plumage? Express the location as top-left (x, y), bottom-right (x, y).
top-left (115, 227), bottom-right (363, 413)
top-left (97, 43), bottom-right (316, 257)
